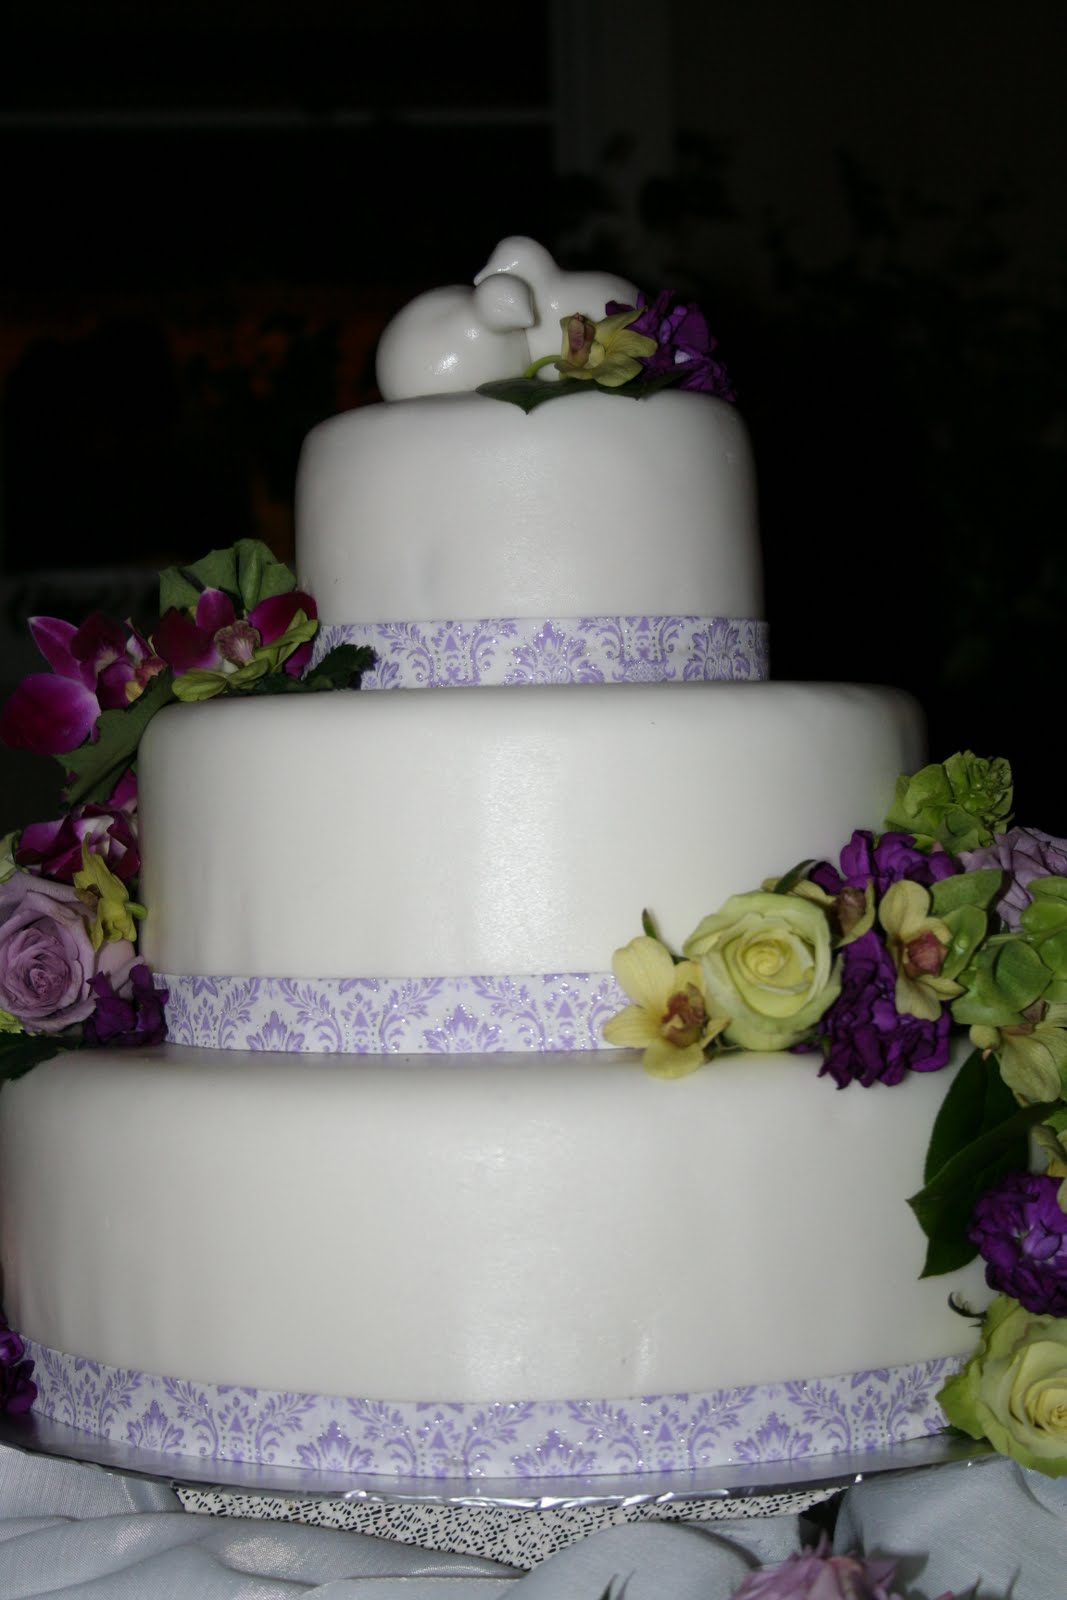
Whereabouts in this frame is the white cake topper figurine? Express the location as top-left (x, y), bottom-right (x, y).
top-left (374, 236), bottom-right (639, 401)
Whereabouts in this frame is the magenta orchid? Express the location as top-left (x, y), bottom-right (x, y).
top-left (153, 587), bottom-right (318, 689)
top-left (0, 613), bottom-right (164, 756)
top-left (15, 770), bottom-right (139, 886)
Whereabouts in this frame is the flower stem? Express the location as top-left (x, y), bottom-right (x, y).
top-left (522, 354), bottom-right (560, 380)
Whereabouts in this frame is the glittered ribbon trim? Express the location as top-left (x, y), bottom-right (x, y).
top-left (312, 615), bottom-right (769, 689)
top-left (159, 971), bottom-right (625, 1054)
top-left (24, 1337), bottom-right (960, 1479)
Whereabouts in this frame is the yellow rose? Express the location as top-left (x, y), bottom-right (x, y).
top-left (940, 1295), bottom-right (1067, 1475)
top-left (683, 891), bottom-right (840, 1051)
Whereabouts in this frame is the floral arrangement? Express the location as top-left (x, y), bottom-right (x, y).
top-left (605, 751), bottom-right (1067, 1477)
top-left (477, 289), bottom-right (736, 412)
top-left (0, 539), bottom-right (370, 1087)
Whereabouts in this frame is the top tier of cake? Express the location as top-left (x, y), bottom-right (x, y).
top-left (296, 389), bottom-right (762, 627)
top-left (295, 238), bottom-right (764, 634)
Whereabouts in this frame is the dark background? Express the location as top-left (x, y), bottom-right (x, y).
top-left (1, 0), bottom-right (1064, 830)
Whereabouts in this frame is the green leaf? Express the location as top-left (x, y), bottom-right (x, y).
top-left (771, 859), bottom-right (816, 895)
top-left (475, 376), bottom-right (596, 412)
top-left (61, 669), bottom-right (176, 806)
top-left (1028, 877), bottom-right (1067, 906)
top-left (931, 869), bottom-right (1002, 917)
top-left (299, 643), bottom-right (377, 691)
top-left (922, 1048), bottom-right (1013, 1184)
top-left (158, 539), bottom-right (294, 615)
top-left (909, 1068), bottom-right (1054, 1276)
top-left (0, 1031), bottom-right (81, 1086)
top-left (941, 904), bottom-right (988, 981)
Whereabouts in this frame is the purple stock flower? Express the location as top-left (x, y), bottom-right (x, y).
top-left (732, 1534), bottom-right (909, 1599)
top-left (817, 929), bottom-right (951, 1087)
top-left (0, 1320), bottom-right (36, 1416)
top-left (83, 963), bottom-right (168, 1049)
top-left (0, 872), bottom-right (136, 1034)
top-left (16, 769), bottom-right (139, 887)
top-left (810, 829), bottom-right (958, 899)
top-left (0, 613), bottom-right (164, 756)
top-left (961, 826), bottom-right (1067, 930)
top-left (605, 290), bottom-right (736, 398)
top-left (969, 1171), bottom-right (1067, 1316)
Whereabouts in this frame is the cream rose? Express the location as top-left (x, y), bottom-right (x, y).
top-left (939, 1294), bottom-right (1067, 1476)
top-left (683, 890), bottom-right (840, 1052)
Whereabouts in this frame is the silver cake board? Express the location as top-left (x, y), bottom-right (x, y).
top-left (0, 1410), bottom-right (994, 1568)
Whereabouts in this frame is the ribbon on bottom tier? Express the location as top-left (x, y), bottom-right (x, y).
top-left (25, 1338), bottom-right (960, 1478)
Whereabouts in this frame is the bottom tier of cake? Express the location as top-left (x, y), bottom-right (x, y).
top-left (0, 1045), bottom-right (988, 1477)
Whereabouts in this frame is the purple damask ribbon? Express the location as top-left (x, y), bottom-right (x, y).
top-left (159, 971), bottom-right (625, 1054)
top-left (24, 1335), bottom-right (960, 1478)
top-left (312, 615), bottom-right (769, 689)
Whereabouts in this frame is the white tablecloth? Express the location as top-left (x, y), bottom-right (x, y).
top-left (0, 1442), bottom-right (1062, 1598)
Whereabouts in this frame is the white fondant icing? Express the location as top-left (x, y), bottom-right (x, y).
top-left (137, 682), bottom-right (923, 983)
top-left (0, 1047), bottom-right (987, 1407)
top-left (295, 389), bottom-right (762, 626)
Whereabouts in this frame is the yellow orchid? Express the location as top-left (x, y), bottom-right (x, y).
top-left (73, 843), bottom-right (146, 950)
top-left (971, 1001), bottom-right (1067, 1105)
top-left (523, 308), bottom-right (657, 390)
top-left (603, 934), bottom-right (728, 1078)
top-left (879, 879), bottom-right (963, 1021)
top-left (557, 307), bottom-right (657, 387)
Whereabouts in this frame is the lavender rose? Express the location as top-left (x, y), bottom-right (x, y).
top-left (969, 1171), bottom-right (1067, 1316)
top-left (0, 872), bottom-right (135, 1034)
top-left (961, 826), bottom-right (1067, 930)
top-left (605, 290), bottom-right (736, 398)
top-left (817, 928), bottom-right (951, 1087)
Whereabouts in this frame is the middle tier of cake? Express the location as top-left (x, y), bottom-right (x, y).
top-left (137, 680), bottom-right (923, 1055)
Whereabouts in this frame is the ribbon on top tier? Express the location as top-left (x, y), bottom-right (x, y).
top-left (312, 616), bottom-right (769, 689)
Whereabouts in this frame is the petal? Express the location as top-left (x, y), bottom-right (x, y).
top-left (611, 935), bottom-right (676, 1010)
top-left (250, 590), bottom-right (318, 644)
top-left (0, 674), bottom-right (100, 753)
top-left (28, 616), bottom-right (85, 681)
top-left (603, 1004), bottom-right (656, 1049)
top-left (195, 589), bottom-right (237, 634)
top-left (644, 1039), bottom-right (706, 1080)
top-left (153, 608), bottom-right (220, 673)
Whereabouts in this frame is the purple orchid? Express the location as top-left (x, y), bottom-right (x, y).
top-left (16, 769), bottom-right (139, 886)
top-left (606, 290), bottom-right (736, 398)
top-left (0, 613), bottom-right (164, 756)
top-left (817, 928), bottom-right (951, 1087)
top-left (969, 1171), bottom-right (1067, 1316)
top-left (961, 826), bottom-right (1067, 930)
top-left (153, 586), bottom-right (318, 680)
top-left (83, 963), bottom-right (168, 1048)
top-left (0, 1320), bottom-right (36, 1415)
top-left (732, 1534), bottom-right (911, 1599)
top-left (811, 829), bottom-right (958, 899)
